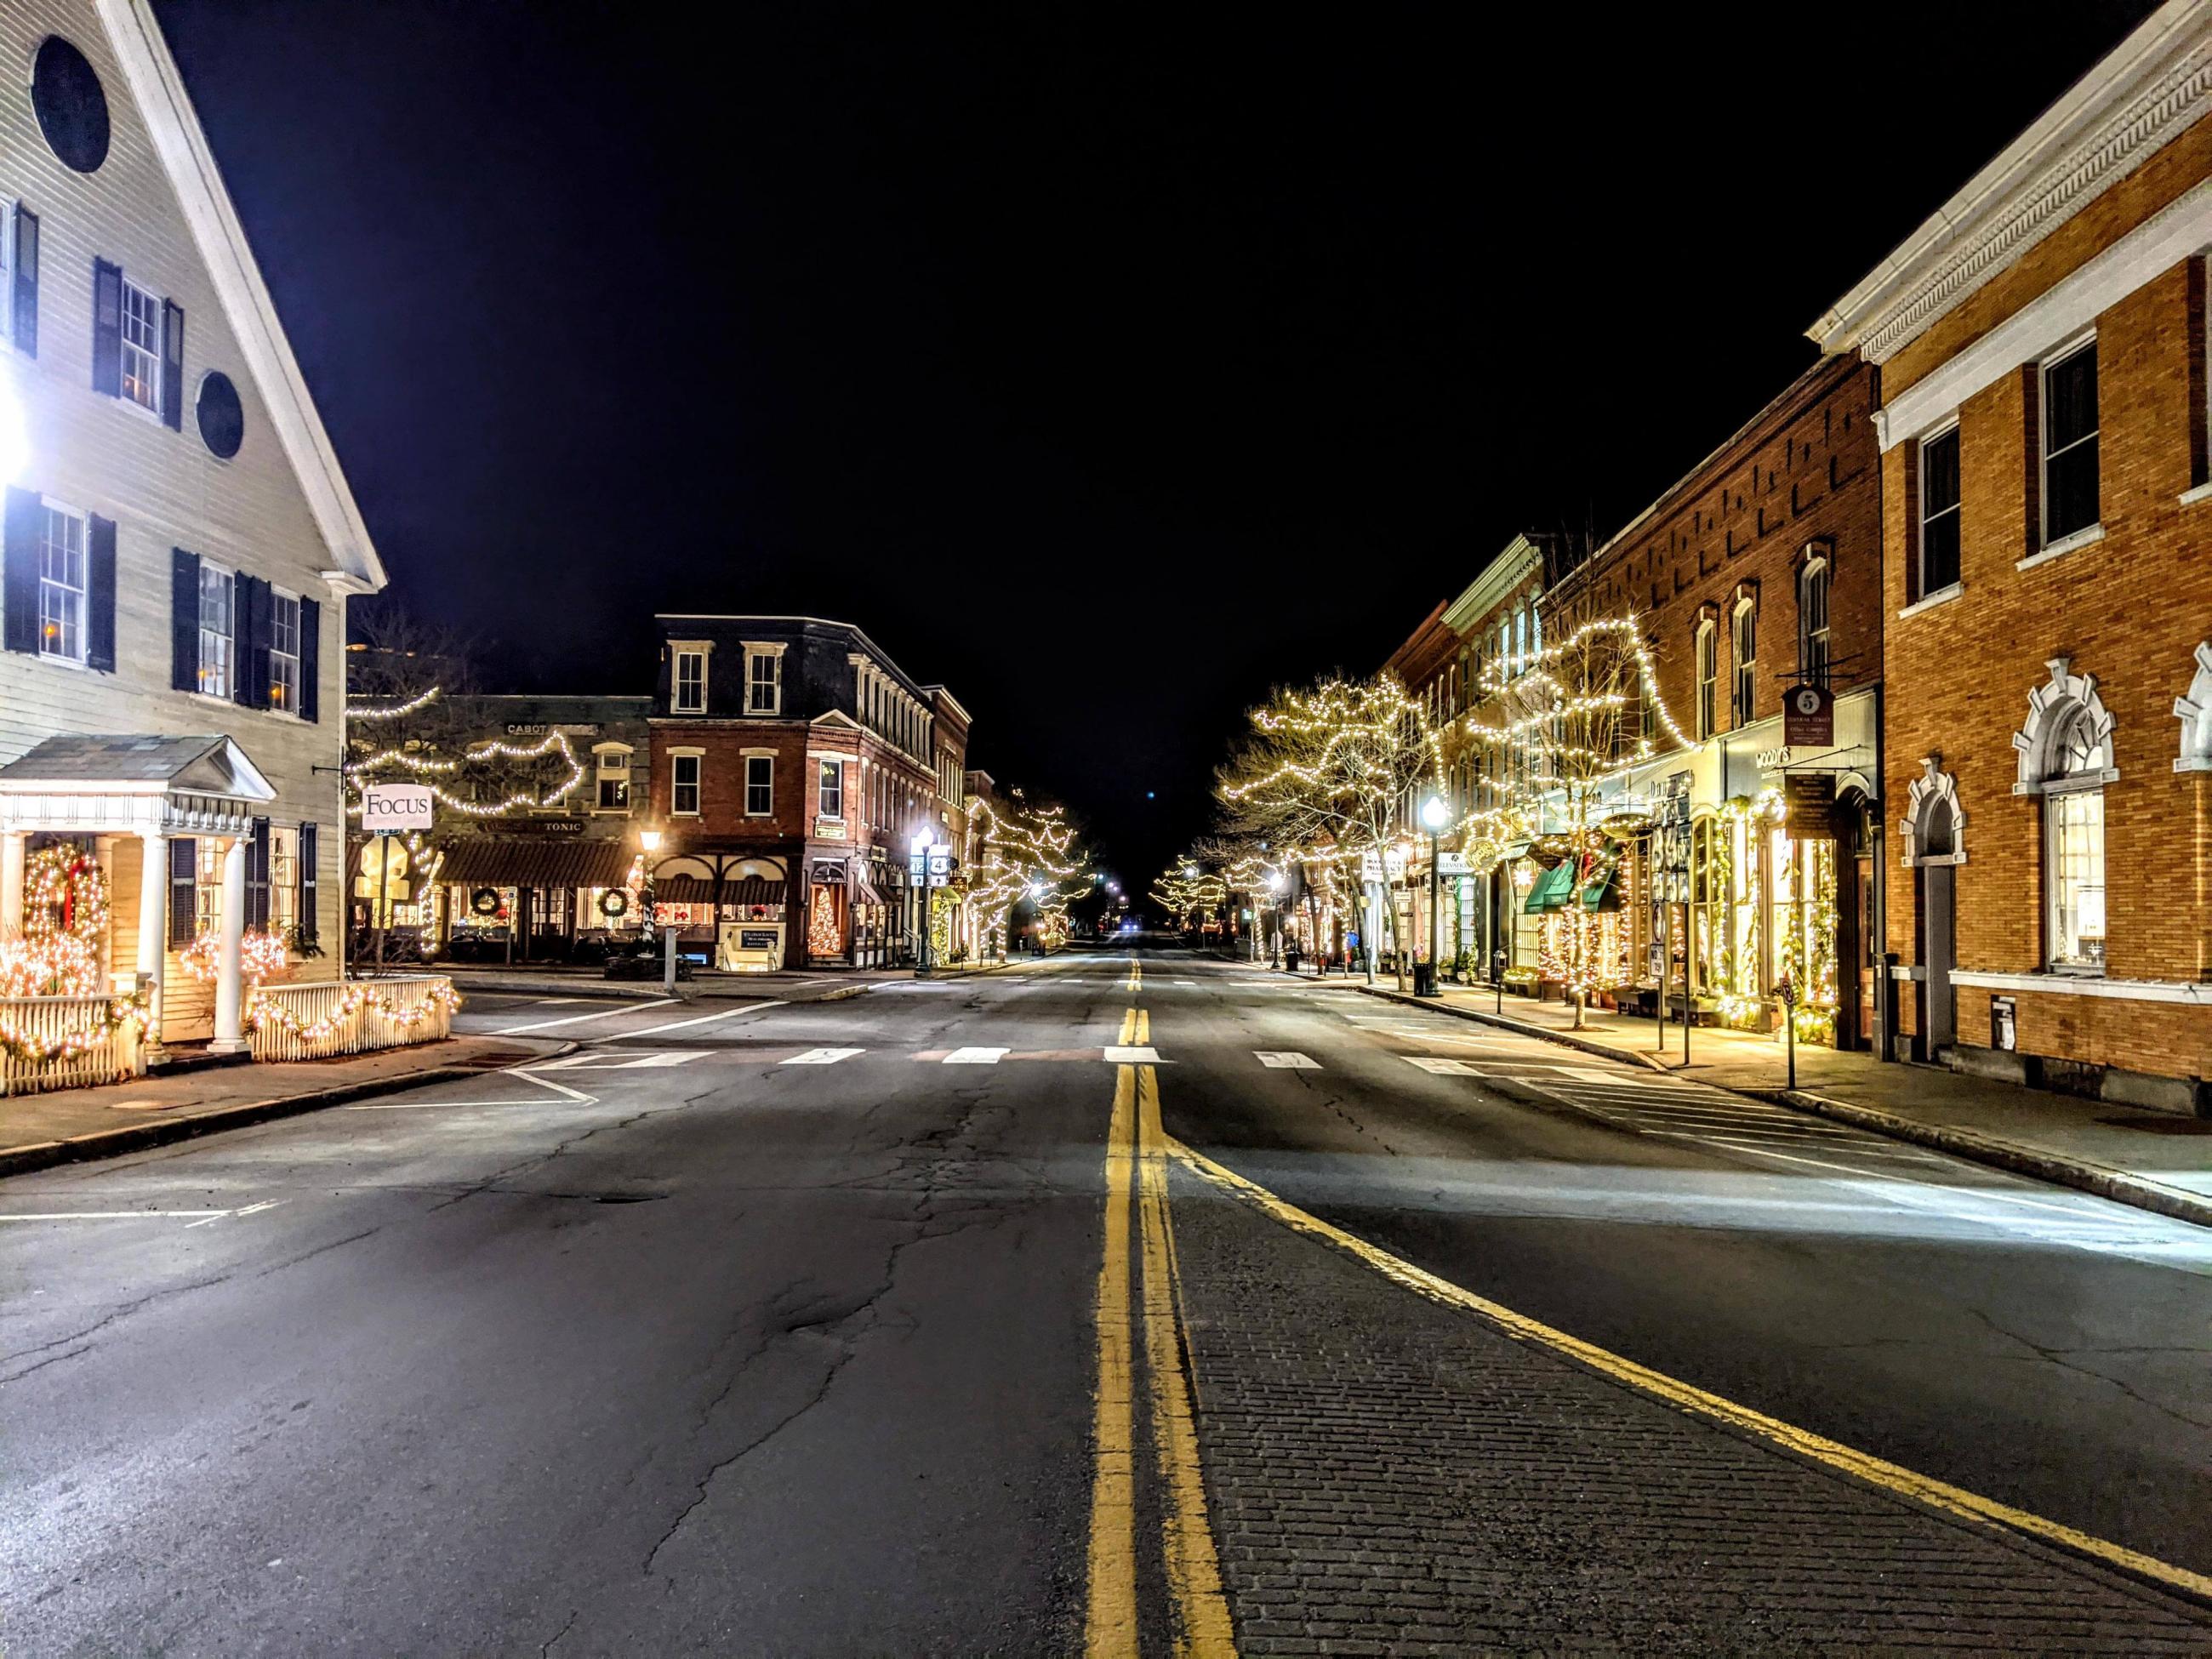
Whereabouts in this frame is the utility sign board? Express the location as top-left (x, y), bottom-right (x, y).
top-left (1360, 852), bottom-right (1385, 883)
top-left (362, 783), bottom-right (434, 833)
top-left (927, 852), bottom-right (951, 876)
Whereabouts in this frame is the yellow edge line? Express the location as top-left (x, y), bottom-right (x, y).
top-left (1137, 1066), bottom-right (1235, 1655)
top-left (1163, 1133), bottom-right (2212, 1606)
top-left (1084, 1066), bottom-right (1140, 1656)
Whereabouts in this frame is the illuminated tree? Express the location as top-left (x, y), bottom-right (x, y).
top-left (1149, 858), bottom-right (1229, 933)
top-left (1459, 594), bottom-right (1691, 1028)
top-left (962, 789), bottom-right (1088, 950)
top-left (1216, 676), bottom-right (1442, 984)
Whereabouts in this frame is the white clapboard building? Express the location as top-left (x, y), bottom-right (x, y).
top-left (0, 0), bottom-right (382, 1059)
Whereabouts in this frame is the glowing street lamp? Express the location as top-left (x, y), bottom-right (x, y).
top-left (1420, 795), bottom-right (1450, 995)
top-left (638, 827), bottom-right (664, 944)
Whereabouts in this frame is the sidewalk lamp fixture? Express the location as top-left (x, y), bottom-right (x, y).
top-left (1420, 795), bottom-right (1449, 996)
top-left (1265, 870), bottom-right (1284, 968)
top-left (638, 828), bottom-right (664, 944)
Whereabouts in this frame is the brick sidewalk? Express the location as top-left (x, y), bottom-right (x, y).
top-left (1333, 976), bottom-right (2212, 1228)
top-left (0, 1034), bottom-right (562, 1178)
top-left (1166, 1155), bottom-right (2212, 1654)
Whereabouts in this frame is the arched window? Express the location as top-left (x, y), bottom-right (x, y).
top-left (1730, 600), bottom-right (1757, 727)
top-left (1798, 556), bottom-right (1831, 687)
top-left (1695, 621), bottom-right (1717, 740)
top-left (2015, 658), bottom-right (2114, 972)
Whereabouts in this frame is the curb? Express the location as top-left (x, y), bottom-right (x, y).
top-left (1353, 984), bottom-right (1672, 1073)
top-left (0, 1041), bottom-right (576, 1183)
top-left (1743, 1086), bottom-right (2212, 1231)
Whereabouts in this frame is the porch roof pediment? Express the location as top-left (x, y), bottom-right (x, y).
top-left (0, 736), bottom-right (277, 836)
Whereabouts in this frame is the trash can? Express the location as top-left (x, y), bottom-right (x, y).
top-left (1412, 962), bottom-right (1437, 996)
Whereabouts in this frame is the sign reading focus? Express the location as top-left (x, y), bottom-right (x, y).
top-left (362, 783), bottom-right (434, 832)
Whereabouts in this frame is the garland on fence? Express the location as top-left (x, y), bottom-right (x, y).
top-left (244, 979), bottom-right (462, 1041)
top-left (0, 992), bottom-right (148, 1067)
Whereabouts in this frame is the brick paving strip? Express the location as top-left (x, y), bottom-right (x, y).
top-left (1159, 1149), bottom-right (2212, 1655)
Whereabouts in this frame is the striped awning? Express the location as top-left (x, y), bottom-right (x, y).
top-left (435, 837), bottom-right (633, 889)
top-left (655, 875), bottom-right (786, 906)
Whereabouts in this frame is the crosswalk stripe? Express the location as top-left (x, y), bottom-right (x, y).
top-left (1103, 1045), bottom-right (1161, 1063)
top-left (944, 1046), bottom-right (1010, 1064)
top-left (1253, 1051), bottom-right (1320, 1069)
top-left (494, 997), bottom-right (679, 1035)
top-left (783, 1047), bottom-right (864, 1065)
top-left (1405, 1056), bottom-right (1485, 1076)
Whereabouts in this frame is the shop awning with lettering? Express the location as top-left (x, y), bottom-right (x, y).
top-left (435, 838), bottom-right (633, 890)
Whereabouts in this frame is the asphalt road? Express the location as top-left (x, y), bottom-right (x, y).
top-left (3, 944), bottom-right (2209, 1654)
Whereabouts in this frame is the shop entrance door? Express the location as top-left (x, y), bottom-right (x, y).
top-left (1854, 852), bottom-right (1875, 1051)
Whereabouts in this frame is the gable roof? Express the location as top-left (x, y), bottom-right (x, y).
top-left (0, 733), bottom-right (276, 799)
top-left (97, 0), bottom-right (385, 593)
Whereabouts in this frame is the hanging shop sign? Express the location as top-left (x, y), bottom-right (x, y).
top-left (1783, 775), bottom-right (1835, 840)
top-left (598, 890), bottom-right (629, 918)
top-left (1435, 852), bottom-right (1471, 876)
top-left (1783, 683), bottom-right (1835, 748)
top-left (362, 782), bottom-right (434, 832)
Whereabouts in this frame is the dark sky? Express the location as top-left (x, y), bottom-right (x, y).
top-left (153, 1), bottom-right (2159, 885)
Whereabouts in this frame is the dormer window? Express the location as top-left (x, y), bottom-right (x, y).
top-left (744, 641), bottom-right (785, 714)
top-left (671, 644), bottom-right (707, 712)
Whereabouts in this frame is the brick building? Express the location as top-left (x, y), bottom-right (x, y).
top-left (647, 615), bottom-right (967, 970)
top-left (1812, 3), bottom-right (2212, 1103)
top-left (1552, 354), bottom-right (1885, 1048)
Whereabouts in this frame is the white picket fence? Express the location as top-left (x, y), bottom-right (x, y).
top-left (0, 994), bottom-right (145, 1097)
top-left (246, 975), bottom-right (458, 1063)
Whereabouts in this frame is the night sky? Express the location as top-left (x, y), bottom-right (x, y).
top-left (153, 1), bottom-right (2159, 885)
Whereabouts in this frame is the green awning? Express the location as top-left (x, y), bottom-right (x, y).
top-left (1524, 862), bottom-right (1577, 913)
top-left (1579, 866), bottom-right (1621, 911)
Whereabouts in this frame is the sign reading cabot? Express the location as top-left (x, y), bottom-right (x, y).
top-left (362, 783), bottom-right (435, 832)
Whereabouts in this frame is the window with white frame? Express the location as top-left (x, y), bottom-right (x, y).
top-left (2043, 707), bottom-right (2107, 970)
top-left (269, 590), bottom-right (300, 711)
top-left (1730, 600), bottom-right (1756, 727)
top-left (197, 562), bottom-right (233, 698)
top-left (671, 752), bottom-right (701, 816)
top-left (595, 744), bottom-right (631, 812)
top-left (1918, 425), bottom-right (1961, 594)
top-left (1798, 556), bottom-right (1830, 688)
top-left (745, 754), bottom-right (773, 816)
top-left (2042, 339), bottom-right (2099, 545)
top-left (673, 649), bottom-right (706, 712)
top-left (1695, 621), bottom-right (1716, 740)
top-left (37, 501), bottom-right (84, 661)
top-left (746, 647), bottom-right (782, 714)
top-left (270, 824), bottom-right (299, 934)
top-left (120, 277), bottom-right (162, 413)
top-left (818, 757), bottom-right (843, 819)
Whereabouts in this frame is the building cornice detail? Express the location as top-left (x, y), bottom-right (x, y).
top-left (1810, 1), bottom-right (2212, 363)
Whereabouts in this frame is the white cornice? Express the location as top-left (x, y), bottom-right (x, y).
top-left (1441, 535), bottom-right (1543, 634)
top-left (1810, 0), bottom-right (2212, 363)
top-left (100, 0), bottom-right (385, 591)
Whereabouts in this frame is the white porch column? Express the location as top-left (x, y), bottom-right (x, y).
top-left (137, 831), bottom-right (168, 1062)
top-left (0, 830), bottom-right (23, 938)
top-left (209, 833), bottom-right (248, 1054)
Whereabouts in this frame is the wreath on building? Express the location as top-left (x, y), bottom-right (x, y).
top-left (598, 889), bottom-right (628, 919)
top-left (0, 841), bottom-right (109, 998)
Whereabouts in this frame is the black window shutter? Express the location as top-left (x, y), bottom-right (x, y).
top-left (299, 821), bottom-right (319, 944)
top-left (299, 595), bottom-right (320, 721)
top-left (246, 818), bottom-right (271, 929)
top-left (160, 299), bottom-right (184, 429)
top-left (168, 837), bottom-right (197, 947)
top-left (85, 513), bottom-right (116, 671)
top-left (91, 258), bottom-right (121, 396)
top-left (12, 204), bottom-right (36, 357)
top-left (170, 547), bottom-right (200, 690)
top-left (234, 573), bottom-right (270, 708)
top-left (3, 485), bottom-right (40, 655)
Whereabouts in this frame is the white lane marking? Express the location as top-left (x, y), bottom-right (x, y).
top-left (626, 1001), bottom-right (784, 1037)
top-left (533, 1049), bottom-right (710, 1071)
top-left (1405, 1056), bottom-right (1485, 1076)
top-left (494, 998), bottom-right (678, 1035)
top-left (783, 1047), bottom-right (864, 1065)
top-left (2, 1199), bottom-right (285, 1225)
top-left (345, 1060), bottom-right (598, 1109)
top-left (944, 1046), bottom-right (1010, 1064)
top-left (1103, 1046), bottom-right (1161, 1063)
top-left (1254, 1051), bottom-right (1321, 1069)
top-left (533, 997), bottom-right (585, 1006)
top-left (1174, 979), bottom-right (1199, 986)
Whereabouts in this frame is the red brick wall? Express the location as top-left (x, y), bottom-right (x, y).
top-left (649, 726), bottom-right (812, 845)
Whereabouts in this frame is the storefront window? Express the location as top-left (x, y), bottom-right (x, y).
top-left (2048, 788), bottom-right (2106, 969)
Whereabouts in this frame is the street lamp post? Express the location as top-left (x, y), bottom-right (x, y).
top-left (912, 830), bottom-right (938, 978)
top-left (638, 828), bottom-right (663, 946)
top-left (1420, 795), bottom-right (1449, 996)
top-left (1265, 871), bottom-right (1283, 968)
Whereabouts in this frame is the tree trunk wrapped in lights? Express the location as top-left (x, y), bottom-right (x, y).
top-left (962, 789), bottom-right (1088, 952)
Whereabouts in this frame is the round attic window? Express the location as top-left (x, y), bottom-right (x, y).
top-left (31, 37), bottom-right (109, 174)
top-left (197, 371), bottom-right (244, 459)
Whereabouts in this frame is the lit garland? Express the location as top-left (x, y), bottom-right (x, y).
top-left (345, 727), bottom-right (586, 818)
top-left (244, 978), bottom-right (461, 1040)
top-left (0, 991), bottom-right (147, 1067)
top-left (961, 790), bottom-right (1087, 938)
top-left (0, 842), bottom-right (111, 997)
top-left (347, 686), bottom-right (443, 721)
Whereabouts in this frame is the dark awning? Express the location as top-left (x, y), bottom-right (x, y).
top-left (1523, 863), bottom-right (1576, 913)
top-left (655, 875), bottom-right (785, 906)
top-left (436, 837), bottom-right (632, 889)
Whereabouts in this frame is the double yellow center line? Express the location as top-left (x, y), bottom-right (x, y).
top-left (1088, 990), bottom-right (1233, 1656)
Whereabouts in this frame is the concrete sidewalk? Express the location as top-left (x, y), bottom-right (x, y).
top-left (1342, 977), bottom-right (2212, 1229)
top-left (0, 1034), bottom-right (567, 1180)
